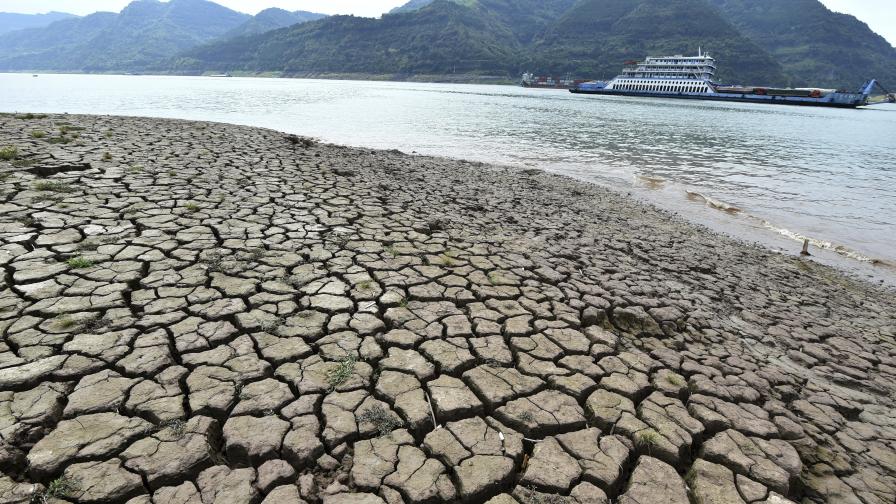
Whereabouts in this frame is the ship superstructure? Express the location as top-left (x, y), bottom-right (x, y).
top-left (607, 51), bottom-right (716, 94)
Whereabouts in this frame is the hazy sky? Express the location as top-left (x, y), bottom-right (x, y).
top-left (0, 0), bottom-right (894, 46)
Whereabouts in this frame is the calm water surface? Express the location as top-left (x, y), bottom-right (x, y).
top-left (2, 73), bottom-right (894, 275)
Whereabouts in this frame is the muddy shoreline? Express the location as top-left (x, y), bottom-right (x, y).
top-left (0, 114), bottom-right (894, 504)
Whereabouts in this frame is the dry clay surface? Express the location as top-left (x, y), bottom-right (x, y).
top-left (0, 114), bottom-right (894, 504)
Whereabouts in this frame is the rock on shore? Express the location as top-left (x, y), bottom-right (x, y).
top-left (0, 113), bottom-right (894, 504)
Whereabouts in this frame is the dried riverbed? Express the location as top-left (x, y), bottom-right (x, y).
top-left (0, 114), bottom-right (894, 504)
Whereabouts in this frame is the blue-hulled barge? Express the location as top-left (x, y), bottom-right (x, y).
top-left (570, 51), bottom-right (893, 108)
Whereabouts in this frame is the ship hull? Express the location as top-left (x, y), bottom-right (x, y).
top-left (569, 89), bottom-right (865, 108)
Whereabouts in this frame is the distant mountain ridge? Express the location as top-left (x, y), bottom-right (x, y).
top-left (0, 0), bottom-right (325, 72)
top-left (0, 11), bottom-right (77, 35)
top-left (707, 0), bottom-right (896, 87)
top-left (389, 0), bottom-right (437, 14)
top-left (178, 0), bottom-right (895, 87)
top-left (527, 0), bottom-right (787, 85)
top-left (0, 0), bottom-right (893, 88)
top-left (224, 8), bottom-right (327, 38)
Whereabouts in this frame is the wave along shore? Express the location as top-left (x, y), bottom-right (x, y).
top-left (0, 114), bottom-right (894, 504)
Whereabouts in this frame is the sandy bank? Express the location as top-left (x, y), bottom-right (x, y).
top-left (0, 114), bottom-right (894, 504)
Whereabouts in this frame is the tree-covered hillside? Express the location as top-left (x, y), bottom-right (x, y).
top-left (708, 0), bottom-right (896, 87)
top-left (223, 8), bottom-right (326, 39)
top-left (181, 0), bottom-right (789, 85)
top-left (177, 1), bottom-right (522, 75)
top-left (0, 0), bottom-right (892, 88)
top-left (529, 0), bottom-right (787, 85)
top-left (0, 0), bottom-right (249, 71)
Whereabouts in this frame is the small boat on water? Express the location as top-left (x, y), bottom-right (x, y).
top-left (571, 50), bottom-right (892, 108)
top-left (209, 73), bottom-right (232, 78)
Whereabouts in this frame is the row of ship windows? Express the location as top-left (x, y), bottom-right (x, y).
top-left (617, 82), bottom-right (709, 93)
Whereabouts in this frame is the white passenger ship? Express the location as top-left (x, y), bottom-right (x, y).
top-left (605, 51), bottom-right (716, 94)
top-left (571, 50), bottom-right (885, 108)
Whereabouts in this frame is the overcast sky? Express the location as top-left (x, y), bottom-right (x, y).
top-left (1, 0), bottom-right (894, 46)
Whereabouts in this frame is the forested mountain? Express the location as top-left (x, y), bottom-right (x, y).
top-left (223, 8), bottom-right (326, 38)
top-left (528, 0), bottom-right (786, 84)
top-left (181, 0), bottom-right (787, 84)
top-left (0, 11), bottom-right (77, 35)
top-left (176, 1), bottom-right (521, 75)
top-left (0, 0), bottom-right (250, 71)
top-left (707, 0), bottom-right (896, 87)
top-left (0, 0), bottom-right (893, 88)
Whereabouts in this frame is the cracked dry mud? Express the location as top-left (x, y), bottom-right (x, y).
top-left (0, 114), bottom-right (894, 504)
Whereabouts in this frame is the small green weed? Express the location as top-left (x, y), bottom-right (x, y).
top-left (33, 193), bottom-right (64, 203)
top-left (33, 181), bottom-right (75, 193)
top-left (47, 136), bottom-right (71, 144)
top-left (66, 257), bottom-right (94, 269)
top-left (326, 355), bottom-right (357, 391)
top-left (36, 475), bottom-right (78, 503)
top-left (184, 203), bottom-right (200, 213)
top-left (635, 429), bottom-right (661, 455)
top-left (434, 254), bottom-right (456, 266)
top-left (12, 158), bottom-right (35, 168)
top-left (244, 248), bottom-right (265, 261)
top-left (81, 315), bottom-right (110, 333)
top-left (54, 316), bottom-right (79, 330)
top-left (30, 130), bottom-right (46, 139)
top-left (665, 373), bottom-right (685, 387)
top-left (15, 113), bottom-right (46, 120)
top-left (102, 152), bottom-right (112, 161)
top-left (357, 404), bottom-right (403, 437)
top-left (163, 419), bottom-right (188, 439)
top-left (201, 252), bottom-right (229, 273)
top-left (0, 146), bottom-right (17, 161)
top-left (258, 316), bottom-right (285, 333)
top-left (58, 125), bottom-right (84, 134)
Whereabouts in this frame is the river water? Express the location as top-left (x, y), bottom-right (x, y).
top-left (2, 73), bottom-right (894, 282)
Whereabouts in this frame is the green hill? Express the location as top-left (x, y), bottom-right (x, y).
top-left (0, 0), bottom-right (892, 88)
top-left (176, 1), bottom-right (522, 75)
top-left (529, 0), bottom-right (787, 85)
top-left (223, 8), bottom-right (326, 38)
top-left (0, 0), bottom-right (250, 72)
top-left (180, 0), bottom-right (787, 84)
top-left (707, 0), bottom-right (896, 87)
